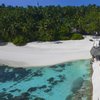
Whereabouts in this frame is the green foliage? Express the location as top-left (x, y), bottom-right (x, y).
top-left (12, 35), bottom-right (28, 46)
top-left (71, 33), bottom-right (84, 40)
top-left (59, 36), bottom-right (70, 40)
top-left (0, 5), bottom-right (99, 45)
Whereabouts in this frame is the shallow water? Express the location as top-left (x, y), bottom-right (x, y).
top-left (0, 60), bottom-right (92, 100)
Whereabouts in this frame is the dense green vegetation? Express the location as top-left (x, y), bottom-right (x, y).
top-left (0, 4), bottom-right (100, 45)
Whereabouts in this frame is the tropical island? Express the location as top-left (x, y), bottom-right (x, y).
top-left (0, 2), bottom-right (100, 100)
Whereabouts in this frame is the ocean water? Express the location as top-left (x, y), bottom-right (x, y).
top-left (0, 60), bottom-right (92, 100)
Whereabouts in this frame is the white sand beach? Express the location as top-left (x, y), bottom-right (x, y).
top-left (0, 36), bottom-right (93, 67)
top-left (92, 61), bottom-right (100, 100)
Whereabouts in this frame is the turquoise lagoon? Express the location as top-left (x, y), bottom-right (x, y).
top-left (0, 60), bottom-right (92, 100)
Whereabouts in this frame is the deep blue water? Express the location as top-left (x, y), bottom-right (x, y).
top-left (0, 60), bottom-right (92, 100)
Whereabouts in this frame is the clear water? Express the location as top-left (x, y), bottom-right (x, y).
top-left (0, 60), bottom-right (92, 100)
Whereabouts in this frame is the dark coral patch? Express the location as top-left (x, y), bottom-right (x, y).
top-left (34, 97), bottom-right (45, 100)
top-left (28, 87), bottom-right (37, 92)
top-left (9, 89), bottom-right (21, 93)
top-left (0, 65), bottom-right (31, 82)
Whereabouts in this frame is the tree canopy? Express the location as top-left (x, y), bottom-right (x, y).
top-left (0, 4), bottom-right (100, 45)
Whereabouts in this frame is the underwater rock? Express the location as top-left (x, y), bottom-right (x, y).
top-left (60, 64), bottom-right (65, 67)
top-left (0, 92), bottom-right (13, 100)
top-left (71, 77), bottom-right (84, 93)
top-left (39, 85), bottom-right (47, 89)
top-left (51, 65), bottom-right (65, 72)
top-left (2, 88), bottom-right (6, 91)
top-left (33, 70), bottom-right (43, 77)
top-left (47, 77), bottom-right (54, 84)
top-left (49, 65), bottom-right (57, 68)
top-left (58, 75), bottom-right (66, 82)
top-left (66, 62), bottom-right (72, 66)
top-left (34, 97), bottom-right (45, 100)
top-left (0, 71), bottom-right (14, 82)
top-left (13, 68), bottom-right (31, 81)
top-left (51, 80), bottom-right (58, 85)
top-left (21, 92), bottom-right (30, 97)
top-left (13, 92), bottom-right (30, 100)
top-left (28, 85), bottom-right (47, 93)
top-left (28, 87), bottom-right (37, 92)
top-left (47, 75), bottom-right (65, 86)
top-left (9, 89), bottom-right (21, 93)
top-left (0, 65), bottom-right (9, 71)
top-left (44, 88), bottom-right (52, 93)
top-left (0, 65), bottom-right (31, 82)
top-left (66, 94), bottom-right (73, 100)
top-left (49, 64), bottom-right (65, 72)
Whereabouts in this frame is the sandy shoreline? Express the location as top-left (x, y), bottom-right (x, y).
top-left (0, 36), bottom-right (93, 67)
top-left (92, 61), bottom-right (100, 100)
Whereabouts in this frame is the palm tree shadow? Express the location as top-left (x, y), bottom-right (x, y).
top-left (54, 41), bottom-right (63, 44)
top-left (0, 41), bottom-right (8, 46)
